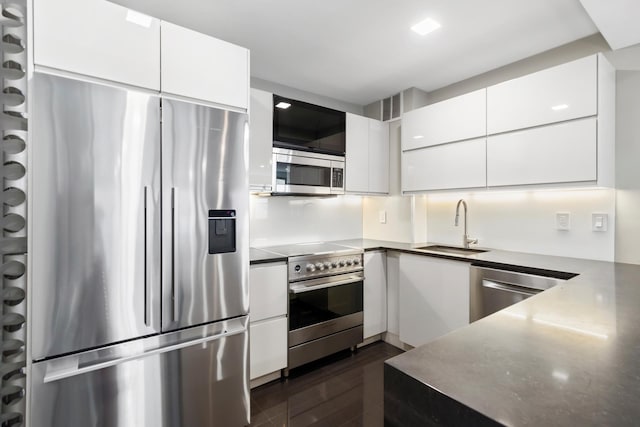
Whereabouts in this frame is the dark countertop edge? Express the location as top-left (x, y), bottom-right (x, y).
top-left (251, 239), bottom-right (596, 280)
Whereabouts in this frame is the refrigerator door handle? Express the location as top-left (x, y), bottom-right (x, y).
top-left (171, 186), bottom-right (177, 321)
top-left (143, 186), bottom-right (150, 327)
top-left (42, 322), bottom-right (246, 384)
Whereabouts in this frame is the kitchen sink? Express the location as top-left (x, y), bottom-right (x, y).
top-left (416, 245), bottom-right (488, 255)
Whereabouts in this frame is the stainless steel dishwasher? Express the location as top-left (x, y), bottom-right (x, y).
top-left (470, 266), bottom-right (574, 322)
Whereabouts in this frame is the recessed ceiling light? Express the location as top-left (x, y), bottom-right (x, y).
top-left (413, 135), bottom-right (424, 139)
top-left (275, 102), bottom-right (291, 109)
top-left (551, 104), bottom-right (569, 111)
top-left (126, 10), bottom-right (153, 28)
top-left (411, 17), bottom-right (441, 36)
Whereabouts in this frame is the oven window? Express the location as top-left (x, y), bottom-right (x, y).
top-left (289, 282), bottom-right (363, 331)
top-left (276, 162), bottom-right (332, 187)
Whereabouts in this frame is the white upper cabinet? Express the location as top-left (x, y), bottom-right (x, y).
top-left (346, 114), bottom-right (370, 193)
top-left (249, 89), bottom-right (273, 192)
top-left (33, 0), bottom-right (160, 89)
top-left (346, 114), bottom-right (389, 194)
top-left (487, 55), bottom-right (597, 135)
top-left (161, 22), bottom-right (249, 109)
top-left (487, 118), bottom-right (597, 187)
top-left (402, 89), bottom-right (486, 151)
top-left (402, 138), bottom-right (487, 192)
top-left (368, 119), bottom-right (390, 194)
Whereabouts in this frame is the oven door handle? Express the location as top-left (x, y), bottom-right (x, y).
top-left (290, 275), bottom-right (363, 294)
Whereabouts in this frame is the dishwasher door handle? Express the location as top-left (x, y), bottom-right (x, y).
top-left (482, 280), bottom-right (540, 296)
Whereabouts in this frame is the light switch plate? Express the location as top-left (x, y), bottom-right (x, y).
top-left (379, 210), bottom-right (387, 224)
top-left (592, 213), bottom-right (608, 232)
top-left (556, 212), bottom-right (570, 230)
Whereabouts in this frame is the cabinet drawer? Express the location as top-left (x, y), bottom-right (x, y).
top-left (487, 55), bottom-right (597, 134)
top-left (487, 118), bottom-right (597, 187)
top-left (250, 317), bottom-right (287, 380)
top-left (402, 89), bottom-right (486, 151)
top-left (34, 0), bottom-right (160, 89)
top-left (402, 138), bottom-right (486, 192)
top-left (250, 262), bottom-right (287, 322)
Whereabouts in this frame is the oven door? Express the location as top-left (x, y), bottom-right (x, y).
top-left (273, 149), bottom-right (343, 195)
top-left (289, 273), bottom-right (363, 347)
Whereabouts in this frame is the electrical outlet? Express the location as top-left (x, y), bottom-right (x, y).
top-left (592, 213), bottom-right (608, 232)
top-left (379, 210), bottom-right (387, 224)
top-left (556, 212), bottom-right (570, 231)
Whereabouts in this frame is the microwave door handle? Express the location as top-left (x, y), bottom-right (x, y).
top-left (290, 275), bottom-right (363, 294)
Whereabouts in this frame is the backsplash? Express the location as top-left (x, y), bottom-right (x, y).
top-left (425, 189), bottom-right (615, 261)
top-left (250, 195), bottom-right (363, 247)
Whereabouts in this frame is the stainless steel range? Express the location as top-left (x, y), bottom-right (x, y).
top-left (267, 243), bottom-right (364, 373)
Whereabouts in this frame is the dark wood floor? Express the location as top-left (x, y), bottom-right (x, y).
top-left (249, 341), bottom-right (403, 427)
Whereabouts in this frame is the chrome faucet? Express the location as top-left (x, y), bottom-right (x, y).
top-left (454, 199), bottom-right (478, 249)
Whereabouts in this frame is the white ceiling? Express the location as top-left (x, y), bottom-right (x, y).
top-left (110, 0), bottom-right (600, 106)
top-left (579, 0), bottom-right (640, 50)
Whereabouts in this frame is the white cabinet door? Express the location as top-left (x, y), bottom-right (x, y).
top-left (250, 317), bottom-right (287, 380)
top-left (487, 55), bottom-right (597, 135)
top-left (346, 113), bottom-right (370, 193)
top-left (364, 251), bottom-right (387, 339)
top-left (402, 138), bottom-right (486, 192)
top-left (402, 89), bottom-right (486, 151)
top-left (399, 254), bottom-right (470, 348)
top-left (249, 89), bottom-right (273, 191)
top-left (161, 22), bottom-right (249, 109)
top-left (487, 118), bottom-right (597, 187)
top-left (368, 120), bottom-right (390, 194)
top-left (249, 262), bottom-right (287, 322)
top-left (34, 0), bottom-right (160, 89)
top-left (386, 252), bottom-right (400, 336)
top-left (346, 114), bottom-right (390, 194)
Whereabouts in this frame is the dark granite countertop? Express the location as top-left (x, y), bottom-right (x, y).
top-left (380, 245), bottom-right (640, 426)
top-left (251, 238), bottom-right (640, 425)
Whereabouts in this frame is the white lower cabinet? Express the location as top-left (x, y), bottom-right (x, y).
top-left (402, 138), bottom-right (487, 192)
top-left (250, 317), bottom-right (287, 380)
top-left (249, 262), bottom-right (287, 381)
top-left (398, 254), bottom-right (470, 347)
top-left (487, 117), bottom-right (597, 187)
top-left (364, 251), bottom-right (387, 339)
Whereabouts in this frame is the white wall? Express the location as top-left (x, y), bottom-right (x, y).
top-left (425, 189), bottom-right (616, 261)
top-left (250, 195), bottom-right (363, 247)
top-left (615, 70), bottom-right (640, 264)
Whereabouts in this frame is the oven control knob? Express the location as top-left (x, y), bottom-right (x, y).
top-left (346, 259), bottom-right (353, 266)
top-left (324, 262), bottom-right (331, 269)
top-left (315, 262), bottom-right (325, 271)
top-left (306, 264), bottom-right (315, 272)
top-left (331, 262), bottom-right (338, 268)
top-left (353, 258), bottom-right (360, 266)
top-left (338, 260), bottom-right (346, 267)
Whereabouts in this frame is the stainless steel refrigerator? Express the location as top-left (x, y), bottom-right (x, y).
top-left (30, 72), bottom-right (250, 426)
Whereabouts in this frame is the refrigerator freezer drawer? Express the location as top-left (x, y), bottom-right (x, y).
top-left (30, 317), bottom-right (250, 427)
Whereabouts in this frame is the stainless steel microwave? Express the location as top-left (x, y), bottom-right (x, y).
top-left (272, 148), bottom-right (344, 195)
